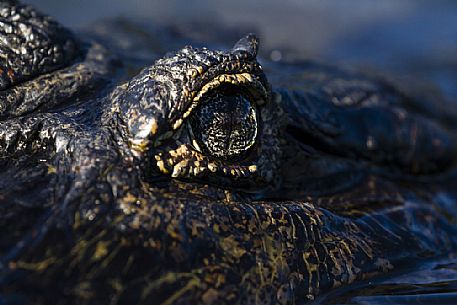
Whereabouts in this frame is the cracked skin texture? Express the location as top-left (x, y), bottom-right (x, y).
top-left (1, 1), bottom-right (457, 304)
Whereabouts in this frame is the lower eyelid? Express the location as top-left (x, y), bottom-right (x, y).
top-left (154, 143), bottom-right (258, 179)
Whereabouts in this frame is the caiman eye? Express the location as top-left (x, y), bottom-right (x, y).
top-left (189, 85), bottom-right (258, 160)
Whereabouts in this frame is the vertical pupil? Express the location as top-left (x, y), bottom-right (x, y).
top-left (190, 90), bottom-right (258, 160)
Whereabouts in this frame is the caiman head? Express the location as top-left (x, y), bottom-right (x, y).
top-left (3, 22), bottom-right (455, 303)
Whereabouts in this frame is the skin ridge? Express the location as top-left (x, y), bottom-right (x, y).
top-left (0, 0), bottom-right (80, 91)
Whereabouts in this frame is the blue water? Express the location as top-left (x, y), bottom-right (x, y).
top-left (314, 257), bottom-right (457, 304)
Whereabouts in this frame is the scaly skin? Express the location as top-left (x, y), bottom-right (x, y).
top-left (0, 2), bottom-right (456, 304)
top-left (0, 0), bottom-right (79, 91)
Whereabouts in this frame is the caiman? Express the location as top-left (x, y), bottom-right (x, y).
top-left (0, 1), bottom-right (456, 304)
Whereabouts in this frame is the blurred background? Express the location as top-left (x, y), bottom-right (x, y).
top-left (26, 0), bottom-right (457, 99)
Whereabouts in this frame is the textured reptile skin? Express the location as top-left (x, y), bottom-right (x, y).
top-left (0, 1), bottom-right (456, 304)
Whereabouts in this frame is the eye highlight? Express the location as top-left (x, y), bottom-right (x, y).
top-left (189, 86), bottom-right (258, 160)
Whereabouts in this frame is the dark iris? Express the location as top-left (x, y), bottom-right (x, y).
top-left (189, 86), bottom-right (258, 160)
